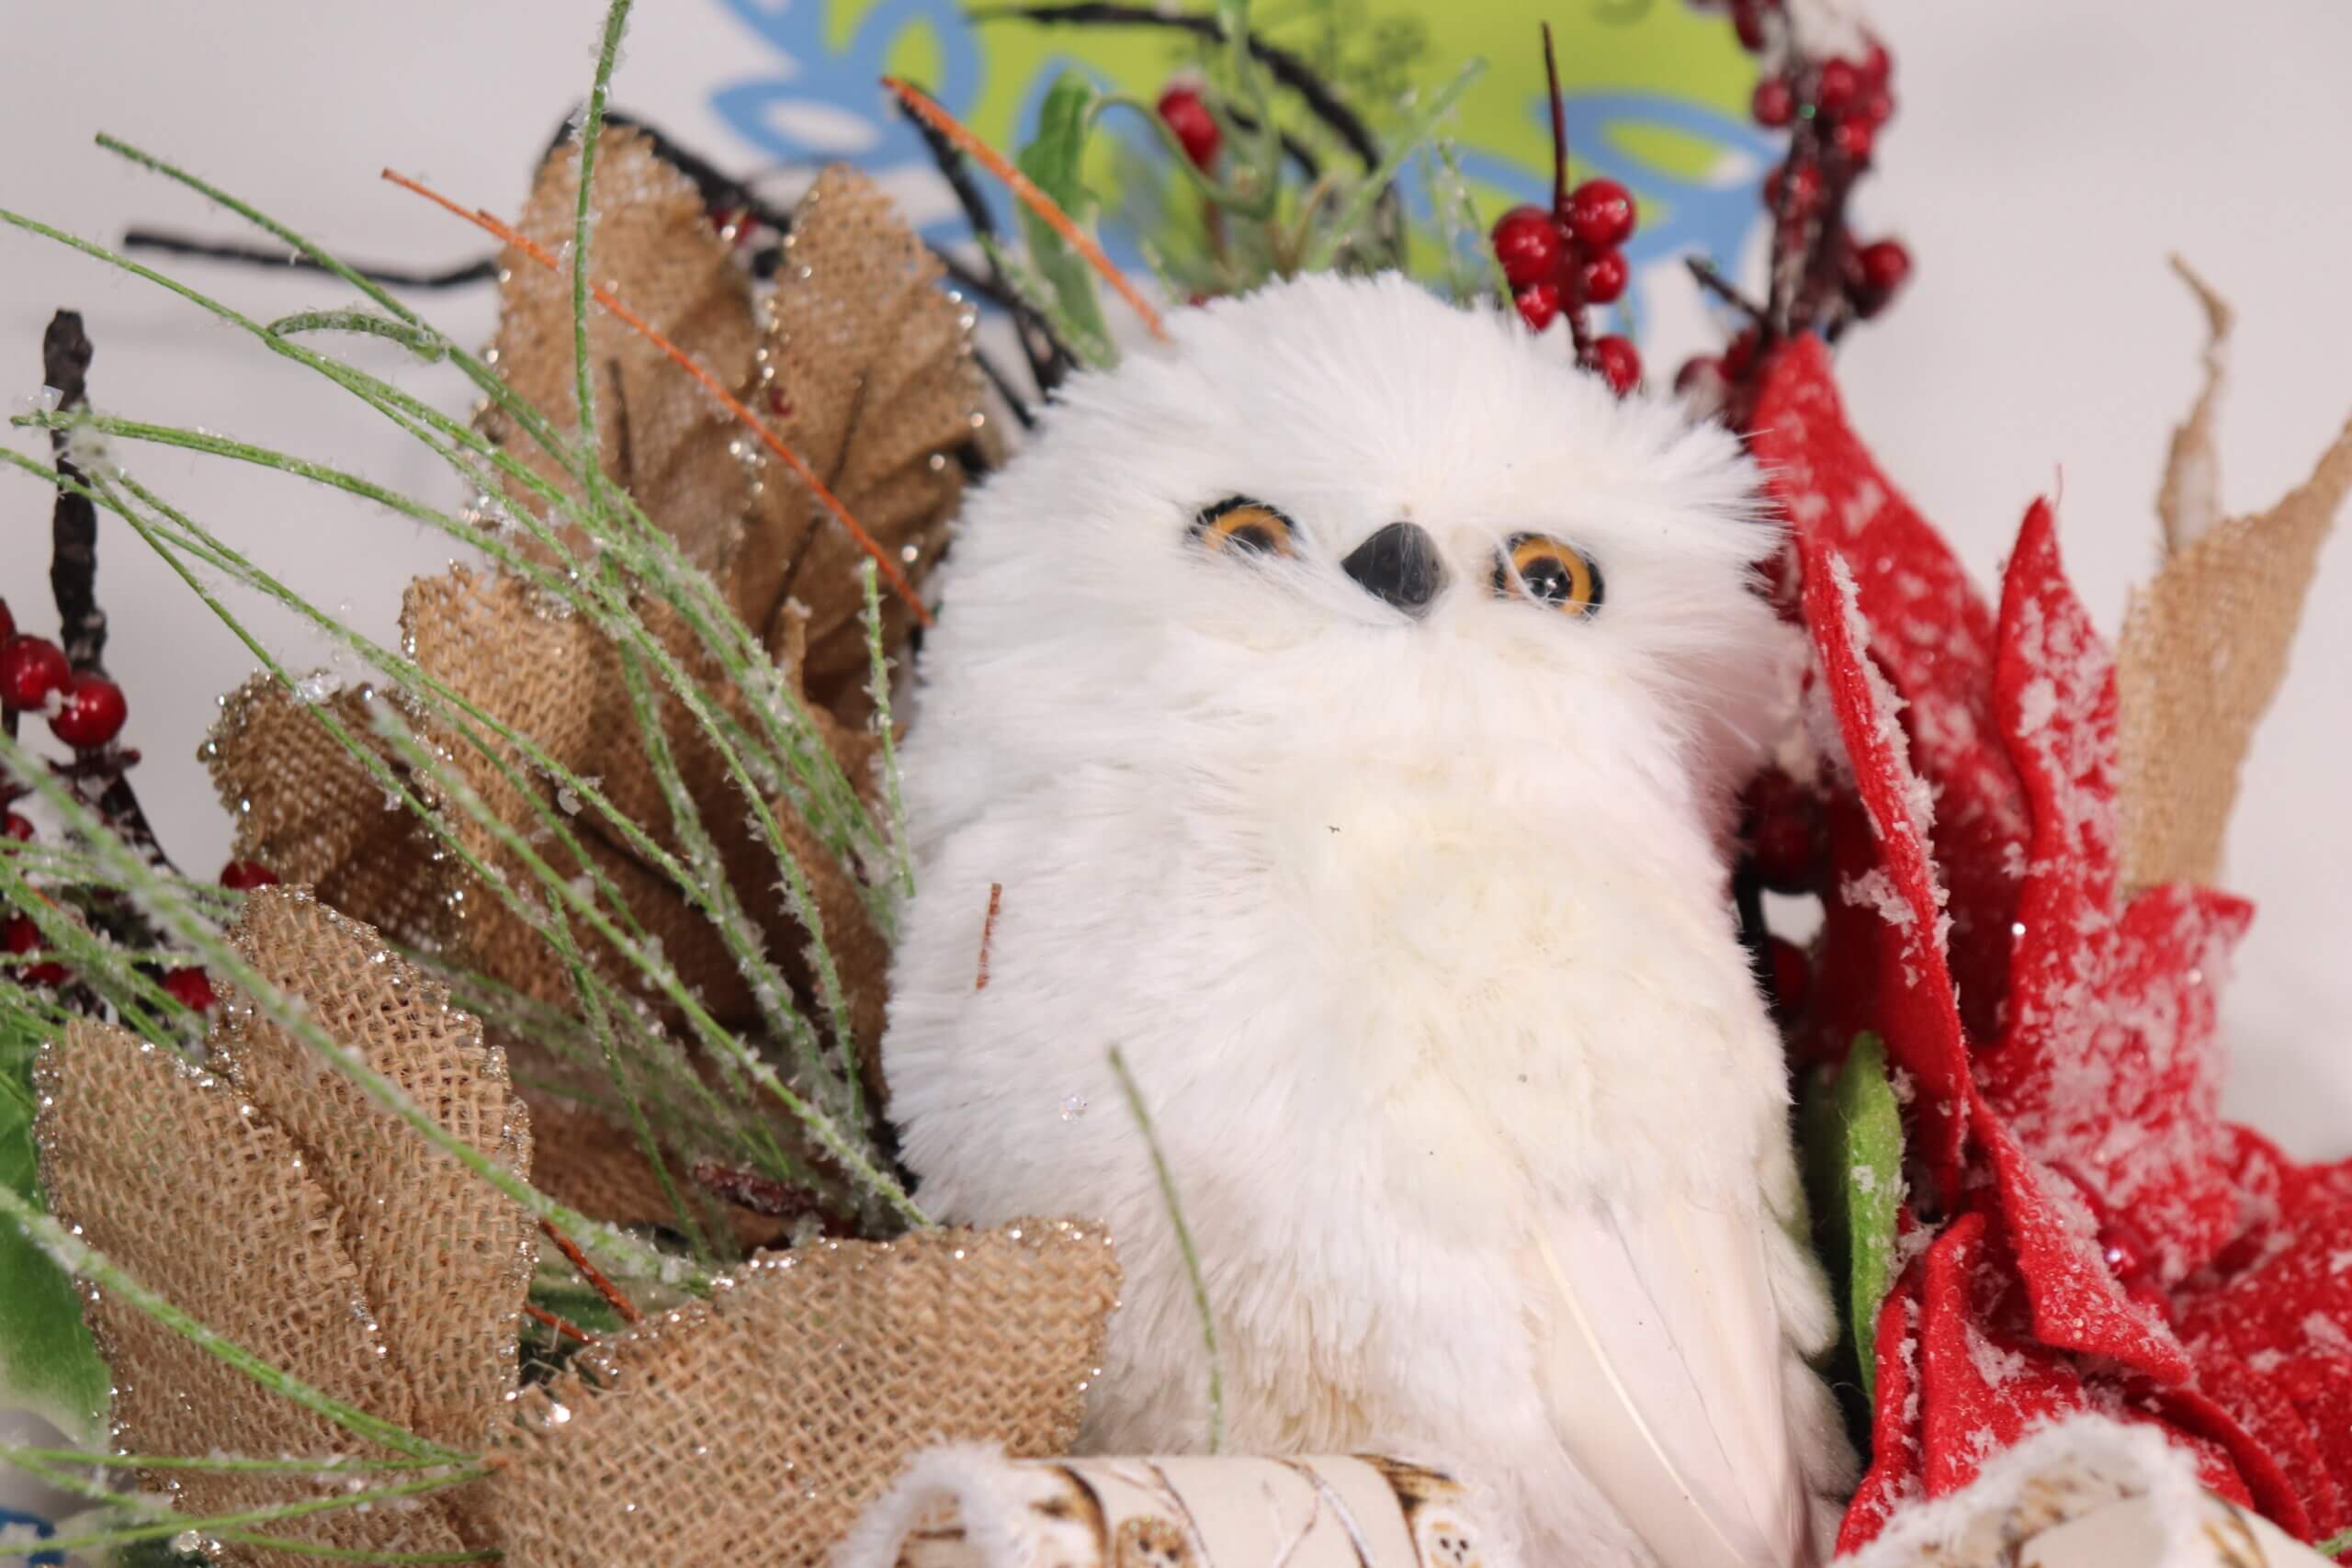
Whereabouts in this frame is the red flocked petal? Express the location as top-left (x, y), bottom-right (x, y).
top-left (1840, 1260), bottom-right (1928, 1555)
top-left (1976, 503), bottom-right (2248, 1284)
top-left (1795, 527), bottom-right (1973, 1200)
top-left (1914, 1213), bottom-right (2099, 1496)
top-left (1753, 338), bottom-right (2030, 1043)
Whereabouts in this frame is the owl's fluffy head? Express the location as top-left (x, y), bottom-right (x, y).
top-left (911, 273), bottom-right (1792, 840)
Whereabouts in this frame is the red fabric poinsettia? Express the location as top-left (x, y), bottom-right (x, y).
top-left (1748, 336), bottom-right (2352, 1553)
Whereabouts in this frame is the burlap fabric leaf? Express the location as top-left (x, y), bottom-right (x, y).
top-left (206, 152), bottom-right (985, 1086)
top-left (212, 887), bottom-right (536, 1455)
top-left (32, 889), bottom-right (540, 1562)
top-left (741, 165), bottom-right (987, 715)
top-left (34, 1026), bottom-right (471, 1567)
top-left (481, 126), bottom-right (758, 578)
top-left (481, 1220), bottom-right (1120, 1568)
top-left (2118, 263), bottom-right (2352, 891)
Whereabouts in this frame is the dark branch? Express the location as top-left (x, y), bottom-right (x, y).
top-left (123, 231), bottom-right (497, 289)
top-left (968, 1), bottom-right (1405, 265)
top-left (34, 312), bottom-right (178, 871)
top-left (969, 1), bottom-right (1384, 170)
top-left (43, 312), bottom-right (104, 672)
top-left (890, 92), bottom-right (1077, 400)
top-left (1686, 256), bottom-right (1770, 325)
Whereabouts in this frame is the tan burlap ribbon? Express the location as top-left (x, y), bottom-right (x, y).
top-left (483, 1222), bottom-right (1120, 1568)
top-left (36, 886), bottom-right (528, 1563)
top-left (205, 136), bottom-right (988, 1071)
top-left (2117, 259), bottom-right (2352, 892)
top-left (35, 890), bottom-right (1120, 1566)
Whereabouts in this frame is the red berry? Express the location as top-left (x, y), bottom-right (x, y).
top-left (1861, 88), bottom-right (1895, 126)
top-left (48, 671), bottom-right (127, 750)
top-left (0, 637), bottom-right (70, 713)
top-left (1156, 85), bottom-right (1221, 170)
top-left (1490, 204), bottom-right (1566, 290)
top-left (1767, 936), bottom-right (1811, 1019)
top-left (1860, 37), bottom-right (1893, 85)
top-left (220, 860), bottom-right (281, 891)
top-left (6, 914), bottom-right (66, 988)
top-left (1721, 326), bottom-right (1762, 379)
top-left (1731, 0), bottom-right (1769, 51)
top-left (1856, 238), bottom-right (1913, 296)
top-left (1589, 335), bottom-right (1642, 397)
top-left (3, 813), bottom-right (30, 842)
top-left (1564, 178), bottom-right (1636, 250)
top-left (1744, 769), bottom-right (1826, 891)
top-left (1751, 78), bottom-right (1796, 129)
top-left (1578, 247), bottom-right (1629, 306)
top-left (0, 600), bottom-right (13, 645)
top-left (1513, 279), bottom-right (1563, 333)
top-left (162, 966), bottom-right (217, 1012)
top-left (1814, 59), bottom-right (1864, 116)
top-left (1763, 162), bottom-right (1822, 215)
top-left (1673, 355), bottom-right (1723, 395)
top-left (1832, 117), bottom-right (1877, 164)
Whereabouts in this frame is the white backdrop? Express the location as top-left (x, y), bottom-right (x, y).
top-left (1, 5), bottom-right (2346, 1168)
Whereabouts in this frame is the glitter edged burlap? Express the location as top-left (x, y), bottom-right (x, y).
top-left (205, 148), bottom-right (985, 1079)
top-left (32, 886), bottom-right (536, 1564)
top-left (214, 888), bottom-right (537, 1454)
top-left (482, 128), bottom-right (759, 581)
top-left (2118, 262), bottom-right (2352, 892)
top-left (482, 1221), bottom-right (1121, 1568)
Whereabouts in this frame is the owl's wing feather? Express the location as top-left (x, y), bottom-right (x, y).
top-left (1525, 1198), bottom-right (1813, 1568)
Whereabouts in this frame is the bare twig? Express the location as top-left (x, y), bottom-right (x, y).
top-left (43, 311), bottom-right (104, 671)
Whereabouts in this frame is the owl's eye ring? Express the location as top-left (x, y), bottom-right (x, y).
top-left (1495, 533), bottom-right (1604, 617)
top-left (1192, 495), bottom-right (1298, 558)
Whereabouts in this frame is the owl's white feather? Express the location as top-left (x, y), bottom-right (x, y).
top-left (883, 274), bottom-right (1850, 1568)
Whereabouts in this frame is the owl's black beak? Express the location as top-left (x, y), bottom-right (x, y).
top-left (1341, 521), bottom-right (1444, 617)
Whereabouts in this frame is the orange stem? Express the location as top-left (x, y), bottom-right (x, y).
top-left (538, 1218), bottom-right (640, 1325)
top-left (379, 167), bottom-right (933, 626)
top-left (882, 77), bottom-right (1169, 344)
top-left (975, 880), bottom-right (1004, 990)
top-left (523, 1302), bottom-right (594, 1345)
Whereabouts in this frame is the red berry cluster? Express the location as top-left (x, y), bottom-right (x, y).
top-left (1673, 6), bottom-right (1914, 418)
top-left (1156, 84), bottom-right (1221, 172)
top-left (0, 598), bottom-right (127, 752)
top-left (1493, 28), bottom-right (1644, 396)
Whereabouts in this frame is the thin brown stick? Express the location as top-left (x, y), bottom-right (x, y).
top-left (538, 1218), bottom-right (640, 1324)
top-left (522, 1302), bottom-right (594, 1344)
top-left (882, 77), bottom-right (1169, 344)
top-left (975, 880), bottom-right (1004, 990)
top-left (378, 167), bottom-right (933, 626)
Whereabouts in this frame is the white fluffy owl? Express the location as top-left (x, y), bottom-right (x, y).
top-left (882, 274), bottom-right (1851, 1568)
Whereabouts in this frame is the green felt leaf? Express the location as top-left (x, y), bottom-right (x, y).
top-left (0, 1016), bottom-right (109, 1444)
top-left (1801, 1032), bottom-right (1905, 1405)
top-left (1014, 71), bottom-right (1117, 369)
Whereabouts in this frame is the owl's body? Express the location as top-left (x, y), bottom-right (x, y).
top-left (883, 276), bottom-right (1849, 1568)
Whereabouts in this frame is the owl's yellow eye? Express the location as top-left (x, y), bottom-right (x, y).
top-left (1496, 533), bottom-right (1604, 616)
top-left (1193, 496), bottom-right (1298, 558)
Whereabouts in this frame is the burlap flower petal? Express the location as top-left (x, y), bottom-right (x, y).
top-left (483, 126), bottom-right (757, 577)
top-left (35, 1023), bottom-right (469, 1568)
top-left (741, 165), bottom-right (990, 713)
top-left (481, 1220), bottom-right (1119, 1568)
top-left (2119, 367), bottom-right (2352, 890)
top-left (212, 887), bottom-right (534, 1455)
top-left (207, 673), bottom-right (450, 949)
top-left (396, 564), bottom-right (886, 1039)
